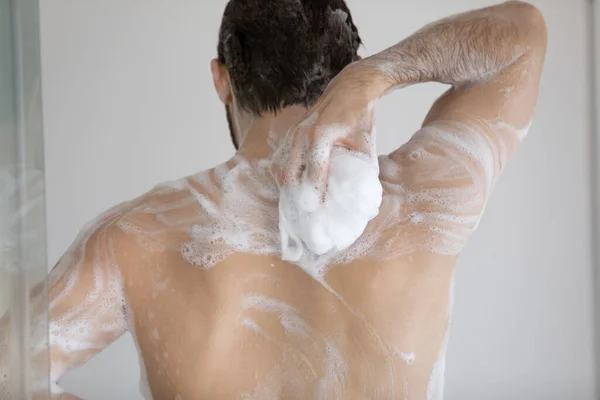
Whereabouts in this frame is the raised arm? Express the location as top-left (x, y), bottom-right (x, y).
top-left (366, 1), bottom-right (547, 252)
top-left (278, 1), bottom-right (547, 254)
top-left (366, 0), bottom-right (547, 187)
top-left (1, 208), bottom-right (130, 400)
top-left (280, 1), bottom-right (547, 173)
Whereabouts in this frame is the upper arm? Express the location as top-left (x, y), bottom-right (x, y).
top-left (47, 213), bottom-right (129, 387)
top-left (412, 4), bottom-right (546, 192)
top-left (384, 6), bottom-right (547, 253)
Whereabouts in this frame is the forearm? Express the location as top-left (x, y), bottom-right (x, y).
top-left (362, 1), bottom-right (546, 91)
top-left (1, 325), bottom-right (81, 400)
top-left (1, 308), bottom-right (82, 400)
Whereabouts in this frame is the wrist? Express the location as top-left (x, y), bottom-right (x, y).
top-left (353, 53), bottom-right (410, 97)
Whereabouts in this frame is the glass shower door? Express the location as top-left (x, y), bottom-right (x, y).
top-left (0, 0), bottom-right (49, 398)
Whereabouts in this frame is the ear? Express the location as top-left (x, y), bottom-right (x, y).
top-left (211, 59), bottom-right (233, 105)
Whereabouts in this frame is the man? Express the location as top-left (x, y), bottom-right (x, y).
top-left (2, 0), bottom-right (547, 398)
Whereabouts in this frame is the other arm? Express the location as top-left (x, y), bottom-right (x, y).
top-left (1, 213), bottom-right (129, 400)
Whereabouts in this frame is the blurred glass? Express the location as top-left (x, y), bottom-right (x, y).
top-left (0, 0), bottom-right (49, 398)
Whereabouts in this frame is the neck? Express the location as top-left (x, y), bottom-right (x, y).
top-left (235, 106), bottom-right (309, 160)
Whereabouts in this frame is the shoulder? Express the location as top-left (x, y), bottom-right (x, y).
top-left (66, 175), bottom-right (200, 267)
top-left (380, 117), bottom-right (511, 210)
top-left (374, 120), bottom-right (498, 256)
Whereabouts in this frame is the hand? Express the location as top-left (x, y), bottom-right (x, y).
top-left (272, 64), bottom-right (385, 260)
top-left (272, 63), bottom-right (382, 201)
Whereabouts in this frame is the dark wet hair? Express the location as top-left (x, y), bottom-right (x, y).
top-left (217, 0), bottom-right (362, 148)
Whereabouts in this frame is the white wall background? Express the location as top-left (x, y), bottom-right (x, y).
top-left (39, 0), bottom-right (597, 399)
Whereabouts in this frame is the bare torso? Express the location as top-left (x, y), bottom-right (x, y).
top-left (56, 140), bottom-right (484, 399)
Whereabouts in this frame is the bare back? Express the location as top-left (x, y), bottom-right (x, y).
top-left (50, 119), bottom-right (510, 399)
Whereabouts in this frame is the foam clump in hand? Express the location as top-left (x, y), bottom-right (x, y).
top-left (279, 147), bottom-right (383, 262)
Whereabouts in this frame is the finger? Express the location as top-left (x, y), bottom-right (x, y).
top-left (270, 162), bottom-right (284, 186)
top-left (281, 127), bottom-right (306, 186)
top-left (305, 126), bottom-right (334, 204)
top-left (270, 138), bottom-right (288, 187)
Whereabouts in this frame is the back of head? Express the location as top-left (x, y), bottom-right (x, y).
top-left (217, 0), bottom-right (362, 116)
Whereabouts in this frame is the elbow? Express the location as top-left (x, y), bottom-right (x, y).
top-left (525, 3), bottom-right (548, 46)
top-left (509, 1), bottom-right (548, 50)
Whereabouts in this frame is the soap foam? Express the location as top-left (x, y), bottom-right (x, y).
top-left (279, 146), bottom-right (383, 274)
top-left (399, 351), bottom-right (416, 365)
